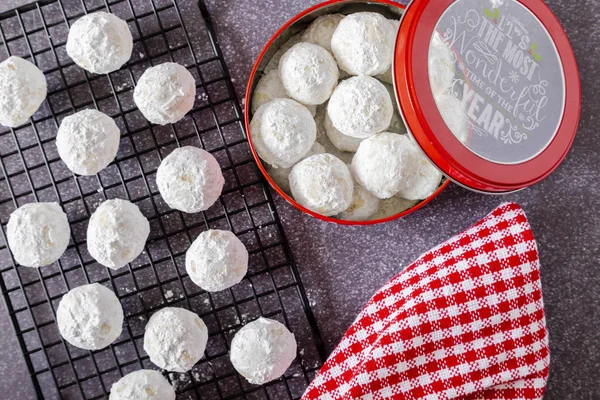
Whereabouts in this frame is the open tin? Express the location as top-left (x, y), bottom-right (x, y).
top-left (244, 0), bottom-right (580, 224)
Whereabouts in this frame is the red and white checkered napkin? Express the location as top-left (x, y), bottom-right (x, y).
top-left (303, 203), bottom-right (550, 400)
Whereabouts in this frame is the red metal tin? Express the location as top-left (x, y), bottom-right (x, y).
top-left (245, 0), bottom-right (580, 224)
top-left (244, 0), bottom-right (448, 226)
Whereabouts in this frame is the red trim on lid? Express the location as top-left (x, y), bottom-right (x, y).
top-left (395, 0), bottom-right (581, 193)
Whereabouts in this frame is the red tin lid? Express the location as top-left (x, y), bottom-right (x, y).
top-left (394, 0), bottom-right (580, 193)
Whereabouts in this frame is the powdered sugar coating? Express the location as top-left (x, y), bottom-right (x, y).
top-left (371, 196), bottom-right (418, 220)
top-left (134, 62), bottom-right (196, 125)
top-left (156, 146), bottom-right (224, 213)
top-left (328, 76), bottom-right (393, 139)
top-left (351, 133), bottom-right (419, 199)
top-left (7, 203), bottom-right (70, 268)
top-left (251, 69), bottom-right (316, 115)
top-left (186, 230), bottom-right (248, 292)
top-left (56, 109), bottom-right (120, 176)
top-left (435, 94), bottom-right (470, 143)
top-left (0, 56), bottom-right (47, 128)
top-left (250, 98), bottom-right (316, 169)
top-left (264, 34), bottom-right (302, 73)
top-left (339, 181), bottom-right (380, 222)
top-left (375, 19), bottom-right (400, 84)
top-left (57, 283), bottom-right (123, 350)
top-left (87, 199), bottom-right (150, 270)
top-left (266, 142), bottom-right (325, 194)
top-left (66, 12), bottom-right (133, 74)
top-left (144, 307), bottom-right (208, 373)
top-left (331, 12), bottom-right (396, 76)
top-left (302, 14), bottom-right (345, 52)
top-left (251, 69), bottom-right (288, 114)
top-left (289, 154), bottom-right (354, 216)
top-left (109, 370), bottom-right (175, 400)
top-left (396, 141), bottom-right (443, 201)
top-left (324, 114), bottom-right (364, 152)
top-left (279, 42), bottom-right (339, 105)
top-left (230, 318), bottom-right (297, 384)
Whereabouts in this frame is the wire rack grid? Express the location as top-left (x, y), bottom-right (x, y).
top-left (0, 0), bottom-right (325, 399)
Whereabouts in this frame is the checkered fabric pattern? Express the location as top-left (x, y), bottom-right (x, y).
top-left (303, 203), bottom-right (549, 400)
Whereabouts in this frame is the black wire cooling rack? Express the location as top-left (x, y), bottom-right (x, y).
top-left (0, 0), bottom-right (325, 398)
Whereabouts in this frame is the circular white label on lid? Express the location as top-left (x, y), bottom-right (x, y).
top-left (428, 0), bottom-right (566, 164)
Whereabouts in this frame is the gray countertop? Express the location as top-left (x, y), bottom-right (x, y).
top-left (0, 0), bottom-right (598, 399)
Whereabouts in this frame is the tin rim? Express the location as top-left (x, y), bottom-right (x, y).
top-left (394, 0), bottom-right (581, 193)
top-left (244, 0), bottom-right (450, 226)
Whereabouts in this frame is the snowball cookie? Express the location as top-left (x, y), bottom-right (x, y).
top-left (339, 182), bottom-right (380, 222)
top-left (251, 69), bottom-right (288, 114)
top-left (372, 196), bottom-right (418, 220)
top-left (265, 33), bottom-right (302, 73)
top-left (324, 114), bottom-right (364, 153)
top-left (0, 56), bottom-right (47, 128)
top-left (230, 317), bottom-right (297, 384)
top-left (290, 154), bottom-right (353, 216)
top-left (250, 98), bottom-right (316, 169)
top-left (110, 370), bottom-right (175, 400)
top-left (7, 203), bottom-right (69, 268)
top-left (375, 19), bottom-right (401, 85)
top-left (57, 283), bottom-right (123, 350)
top-left (331, 12), bottom-right (396, 76)
top-left (156, 146), bottom-right (224, 213)
top-left (186, 229), bottom-right (248, 292)
top-left (279, 42), bottom-right (339, 105)
top-left (87, 199), bottom-right (150, 270)
top-left (435, 94), bottom-right (470, 143)
top-left (144, 307), bottom-right (208, 372)
top-left (251, 70), bottom-right (318, 117)
top-left (56, 109), bottom-right (120, 175)
top-left (66, 12), bottom-right (132, 74)
top-left (328, 76), bottom-right (393, 139)
top-left (265, 142), bottom-right (325, 194)
top-left (134, 62), bottom-right (196, 125)
top-left (302, 14), bottom-right (345, 52)
top-left (429, 31), bottom-right (456, 97)
top-left (396, 141), bottom-right (443, 201)
top-left (352, 132), bottom-right (419, 199)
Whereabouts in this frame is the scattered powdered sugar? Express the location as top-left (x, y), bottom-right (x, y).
top-left (56, 109), bottom-right (121, 176)
top-left (230, 318), bottom-right (297, 384)
top-left (87, 199), bottom-right (150, 270)
top-left (143, 307), bottom-right (208, 373)
top-left (0, 56), bottom-right (47, 128)
top-left (372, 196), bottom-right (419, 220)
top-left (185, 229), bottom-right (249, 292)
top-left (302, 14), bottom-right (345, 52)
top-left (66, 12), bottom-right (133, 75)
top-left (156, 146), bottom-right (224, 213)
top-left (279, 42), bottom-right (339, 106)
top-left (328, 76), bottom-right (393, 139)
top-left (289, 153), bottom-right (354, 216)
top-left (250, 98), bottom-right (316, 169)
top-left (351, 133), bottom-right (419, 199)
top-left (331, 12), bottom-right (396, 76)
top-left (57, 283), bottom-right (123, 350)
top-left (7, 203), bottom-right (70, 268)
top-left (133, 62), bottom-right (196, 125)
top-left (109, 369), bottom-right (175, 400)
